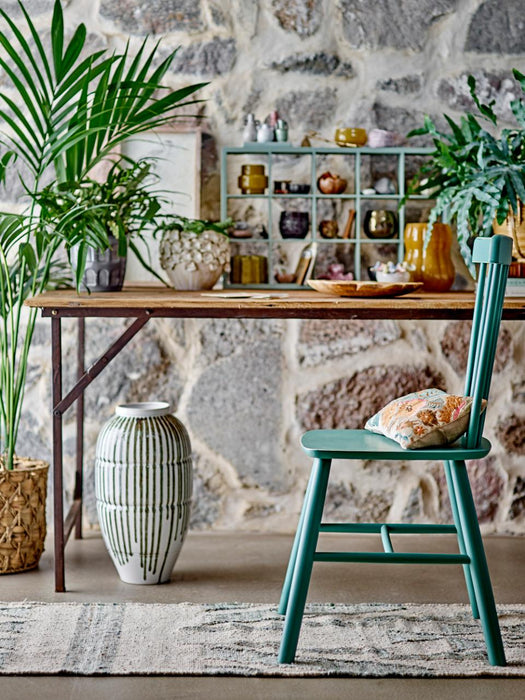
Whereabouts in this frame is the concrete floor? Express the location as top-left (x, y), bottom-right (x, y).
top-left (1, 530), bottom-right (524, 699)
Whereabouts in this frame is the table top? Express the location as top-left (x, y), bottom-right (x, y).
top-left (26, 287), bottom-right (525, 320)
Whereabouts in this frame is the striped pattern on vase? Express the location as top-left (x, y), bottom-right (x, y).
top-left (95, 402), bottom-right (192, 584)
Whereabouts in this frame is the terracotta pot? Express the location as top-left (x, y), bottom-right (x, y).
top-left (492, 202), bottom-right (525, 262)
top-left (0, 458), bottom-right (49, 574)
top-left (403, 222), bottom-right (455, 292)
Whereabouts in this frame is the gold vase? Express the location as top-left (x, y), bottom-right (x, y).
top-left (492, 202), bottom-right (525, 262)
top-left (403, 222), bottom-right (455, 292)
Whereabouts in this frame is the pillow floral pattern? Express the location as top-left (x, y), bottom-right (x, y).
top-left (365, 388), bottom-right (478, 449)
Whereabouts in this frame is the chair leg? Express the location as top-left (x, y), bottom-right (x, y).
top-left (449, 460), bottom-right (506, 666)
top-left (279, 458), bottom-right (331, 664)
top-left (278, 469), bottom-right (315, 615)
top-left (443, 460), bottom-right (479, 620)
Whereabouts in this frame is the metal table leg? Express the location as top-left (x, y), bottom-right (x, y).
top-left (51, 315), bottom-right (65, 592)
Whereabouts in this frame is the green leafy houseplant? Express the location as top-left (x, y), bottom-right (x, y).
top-left (406, 69), bottom-right (525, 275)
top-left (0, 0), bottom-right (206, 471)
top-left (37, 158), bottom-right (166, 288)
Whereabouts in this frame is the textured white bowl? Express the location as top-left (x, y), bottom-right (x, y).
top-left (375, 270), bottom-right (410, 283)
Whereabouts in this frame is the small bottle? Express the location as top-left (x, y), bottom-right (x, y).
top-left (242, 113), bottom-right (257, 143)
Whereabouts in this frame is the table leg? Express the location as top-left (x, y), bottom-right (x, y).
top-left (51, 315), bottom-right (65, 593)
top-left (74, 317), bottom-right (85, 539)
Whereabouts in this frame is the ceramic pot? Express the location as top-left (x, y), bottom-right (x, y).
top-left (403, 222), bottom-right (455, 292)
top-left (492, 202), bottom-right (525, 261)
top-left (279, 211), bottom-right (309, 239)
top-left (238, 164), bottom-right (268, 194)
top-left (334, 127), bottom-right (367, 147)
top-left (317, 172), bottom-right (347, 194)
top-left (319, 219), bottom-right (339, 239)
top-left (70, 234), bottom-right (126, 292)
top-left (363, 210), bottom-right (397, 239)
top-left (95, 402), bottom-right (192, 585)
top-left (159, 229), bottom-right (230, 290)
top-left (0, 458), bottom-right (48, 574)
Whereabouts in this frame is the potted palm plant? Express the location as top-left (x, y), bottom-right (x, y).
top-left (406, 68), bottom-right (525, 277)
top-left (0, 0), bottom-right (205, 573)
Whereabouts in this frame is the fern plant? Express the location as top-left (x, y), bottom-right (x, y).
top-left (406, 69), bottom-right (525, 274)
top-left (0, 0), bottom-right (205, 469)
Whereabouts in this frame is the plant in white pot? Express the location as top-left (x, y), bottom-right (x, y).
top-left (0, 0), bottom-right (205, 573)
top-left (157, 216), bottom-right (232, 290)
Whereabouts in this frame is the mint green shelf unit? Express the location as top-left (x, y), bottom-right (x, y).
top-left (220, 144), bottom-right (433, 286)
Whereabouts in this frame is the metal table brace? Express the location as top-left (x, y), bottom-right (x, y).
top-left (51, 313), bottom-right (150, 592)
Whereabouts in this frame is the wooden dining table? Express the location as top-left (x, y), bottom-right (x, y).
top-left (26, 287), bottom-right (525, 591)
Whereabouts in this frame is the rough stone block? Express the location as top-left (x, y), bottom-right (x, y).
top-left (339, 0), bottom-right (458, 50)
top-left (276, 87), bottom-right (338, 131)
top-left (296, 365), bottom-right (446, 430)
top-left (199, 318), bottom-right (283, 363)
top-left (270, 52), bottom-right (354, 77)
top-left (297, 319), bottom-right (401, 367)
top-left (99, 0), bottom-right (204, 35)
top-left (440, 321), bottom-right (512, 376)
top-left (510, 476), bottom-right (525, 520)
top-left (438, 70), bottom-right (521, 123)
top-left (465, 0), bottom-right (525, 54)
top-left (371, 102), bottom-right (433, 146)
top-left (170, 37), bottom-right (237, 76)
top-left (271, 0), bottom-right (322, 37)
top-left (377, 74), bottom-right (423, 94)
top-left (434, 457), bottom-right (505, 523)
top-left (186, 339), bottom-right (285, 489)
top-left (497, 414), bottom-right (525, 455)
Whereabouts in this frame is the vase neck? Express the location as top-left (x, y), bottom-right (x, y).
top-left (116, 402), bottom-right (171, 418)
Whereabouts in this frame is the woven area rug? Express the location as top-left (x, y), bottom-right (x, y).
top-left (0, 601), bottom-right (524, 677)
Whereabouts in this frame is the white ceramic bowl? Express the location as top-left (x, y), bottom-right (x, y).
top-left (375, 270), bottom-right (410, 283)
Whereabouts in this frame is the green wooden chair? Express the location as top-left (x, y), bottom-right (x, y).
top-left (278, 234), bottom-right (512, 666)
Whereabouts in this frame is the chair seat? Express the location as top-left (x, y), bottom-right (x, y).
top-left (301, 429), bottom-right (491, 461)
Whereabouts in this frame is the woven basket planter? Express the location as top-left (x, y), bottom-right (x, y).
top-left (0, 458), bottom-right (49, 574)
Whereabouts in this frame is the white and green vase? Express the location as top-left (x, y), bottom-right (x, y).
top-left (95, 402), bottom-right (192, 584)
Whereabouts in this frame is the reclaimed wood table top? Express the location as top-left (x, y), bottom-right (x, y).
top-left (26, 287), bottom-right (525, 320)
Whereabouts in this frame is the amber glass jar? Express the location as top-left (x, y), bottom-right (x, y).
top-left (403, 222), bottom-right (455, 292)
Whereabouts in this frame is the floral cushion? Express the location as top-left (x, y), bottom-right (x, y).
top-left (365, 388), bottom-right (481, 449)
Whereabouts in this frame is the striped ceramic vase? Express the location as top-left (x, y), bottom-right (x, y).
top-left (95, 402), bottom-right (192, 584)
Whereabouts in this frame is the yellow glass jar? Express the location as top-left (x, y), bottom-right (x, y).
top-left (403, 222), bottom-right (455, 292)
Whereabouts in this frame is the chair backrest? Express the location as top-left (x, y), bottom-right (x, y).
top-left (463, 234), bottom-right (512, 448)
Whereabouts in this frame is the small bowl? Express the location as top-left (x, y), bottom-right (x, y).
top-left (319, 219), bottom-right (339, 239)
top-left (274, 180), bottom-right (291, 194)
top-left (279, 211), bottom-right (309, 239)
top-left (335, 127), bottom-right (367, 148)
top-left (376, 270), bottom-right (410, 283)
top-left (288, 183), bottom-right (311, 195)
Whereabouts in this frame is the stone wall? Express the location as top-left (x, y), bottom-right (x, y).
top-left (5, 0), bottom-right (525, 533)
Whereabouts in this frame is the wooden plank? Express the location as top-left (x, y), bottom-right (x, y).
top-left (25, 288), bottom-right (525, 321)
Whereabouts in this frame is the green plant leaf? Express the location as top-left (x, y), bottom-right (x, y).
top-left (51, 0), bottom-right (64, 82)
top-left (18, 242), bottom-right (37, 273)
top-left (59, 23), bottom-right (87, 82)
